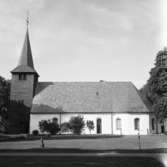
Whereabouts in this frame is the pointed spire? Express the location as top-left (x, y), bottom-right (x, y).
top-left (18, 28), bottom-right (34, 68)
top-left (11, 15), bottom-right (38, 76)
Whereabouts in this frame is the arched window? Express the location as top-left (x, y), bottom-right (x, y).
top-left (152, 118), bottom-right (155, 130)
top-left (116, 118), bottom-right (121, 130)
top-left (134, 118), bottom-right (140, 130)
top-left (96, 118), bottom-right (102, 134)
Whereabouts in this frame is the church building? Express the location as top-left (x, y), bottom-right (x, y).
top-left (10, 27), bottom-right (151, 135)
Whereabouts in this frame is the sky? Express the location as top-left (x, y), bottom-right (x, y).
top-left (0, 0), bottom-right (165, 89)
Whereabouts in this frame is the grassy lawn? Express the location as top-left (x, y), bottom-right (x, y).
top-left (0, 135), bottom-right (167, 151)
top-left (0, 135), bottom-right (167, 166)
top-left (0, 156), bottom-right (164, 167)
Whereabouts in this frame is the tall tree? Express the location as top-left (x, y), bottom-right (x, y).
top-left (140, 48), bottom-right (167, 133)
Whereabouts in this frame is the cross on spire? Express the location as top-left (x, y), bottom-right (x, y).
top-left (26, 11), bottom-right (29, 28)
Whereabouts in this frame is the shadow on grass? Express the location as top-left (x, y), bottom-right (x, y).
top-left (1, 147), bottom-right (167, 153)
top-left (0, 154), bottom-right (165, 167)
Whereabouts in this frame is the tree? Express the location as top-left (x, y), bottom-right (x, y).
top-left (39, 117), bottom-right (60, 135)
top-left (86, 120), bottom-right (94, 134)
top-left (0, 76), bottom-right (10, 109)
top-left (0, 76), bottom-right (10, 133)
top-left (152, 97), bottom-right (167, 133)
top-left (140, 48), bottom-right (167, 133)
top-left (69, 116), bottom-right (85, 135)
top-left (7, 101), bottom-right (30, 133)
top-left (60, 122), bottom-right (71, 133)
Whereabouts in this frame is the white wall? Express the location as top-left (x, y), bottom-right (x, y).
top-left (30, 113), bottom-right (112, 134)
top-left (113, 113), bottom-right (150, 135)
top-left (30, 113), bottom-right (150, 135)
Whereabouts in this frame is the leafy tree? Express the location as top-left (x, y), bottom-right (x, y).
top-left (0, 76), bottom-right (10, 133)
top-left (152, 97), bottom-right (167, 133)
top-left (7, 101), bottom-right (30, 133)
top-left (140, 48), bottom-right (167, 133)
top-left (86, 120), bottom-right (94, 134)
top-left (39, 117), bottom-right (60, 135)
top-left (0, 76), bottom-right (10, 109)
top-left (69, 116), bottom-right (85, 135)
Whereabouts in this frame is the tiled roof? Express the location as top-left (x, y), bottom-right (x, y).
top-left (31, 82), bottom-right (149, 114)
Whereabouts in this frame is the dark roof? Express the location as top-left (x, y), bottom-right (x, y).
top-left (11, 29), bottom-right (38, 75)
top-left (31, 82), bottom-right (149, 114)
top-left (19, 29), bottom-right (34, 68)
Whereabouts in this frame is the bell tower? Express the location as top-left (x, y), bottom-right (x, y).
top-left (10, 18), bottom-right (39, 107)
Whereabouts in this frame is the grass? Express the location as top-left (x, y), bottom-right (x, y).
top-left (0, 135), bottom-right (167, 151)
top-left (0, 135), bottom-right (167, 167)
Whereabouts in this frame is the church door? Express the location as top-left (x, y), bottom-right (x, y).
top-left (97, 118), bottom-right (102, 134)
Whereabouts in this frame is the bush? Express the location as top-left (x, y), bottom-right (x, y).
top-left (39, 117), bottom-right (60, 135)
top-left (69, 116), bottom-right (85, 135)
top-left (32, 130), bottom-right (39, 136)
top-left (61, 122), bottom-right (71, 133)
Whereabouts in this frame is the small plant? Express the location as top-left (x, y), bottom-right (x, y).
top-left (69, 116), bottom-right (85, 135)
top-left (86, 120), bottom-right (94, 134)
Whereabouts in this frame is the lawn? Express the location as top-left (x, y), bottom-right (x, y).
top-left (0, 135), bottom-right (167, 167)
top-left (0, 135), bottom-right (167, 151)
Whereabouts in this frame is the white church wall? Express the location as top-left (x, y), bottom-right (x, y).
top-left (113, 113), bottom-right (150, 135)
top-left (30, 113), bottom-right (112, 134)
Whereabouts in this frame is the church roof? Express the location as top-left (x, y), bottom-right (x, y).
top-left (11, 29), bottom-right (38, 75)
top-left (31, 82), bottom-right (149, 114)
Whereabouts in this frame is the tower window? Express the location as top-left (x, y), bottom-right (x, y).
top-left (19, 74), bottom-right (27, 80)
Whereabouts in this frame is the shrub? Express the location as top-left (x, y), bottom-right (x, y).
top-left (32, 130), bottom-right (39, 136)
top-left (69, 116), bottom-right (85, 135)
top-left (86, 120), bottom-right (94, 134)
top-left (61, 122), bottom-right (71, 133)
top-left (39, 117), bottom-right (60, 135)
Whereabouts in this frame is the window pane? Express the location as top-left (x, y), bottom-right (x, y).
top-left (134, 118), bottom-right (139, 130)
top-left (116, 118), bottom-right (121, 130)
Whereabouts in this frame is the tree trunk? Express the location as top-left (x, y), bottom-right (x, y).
top-left (89, 129), bottom-right (91, 134)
